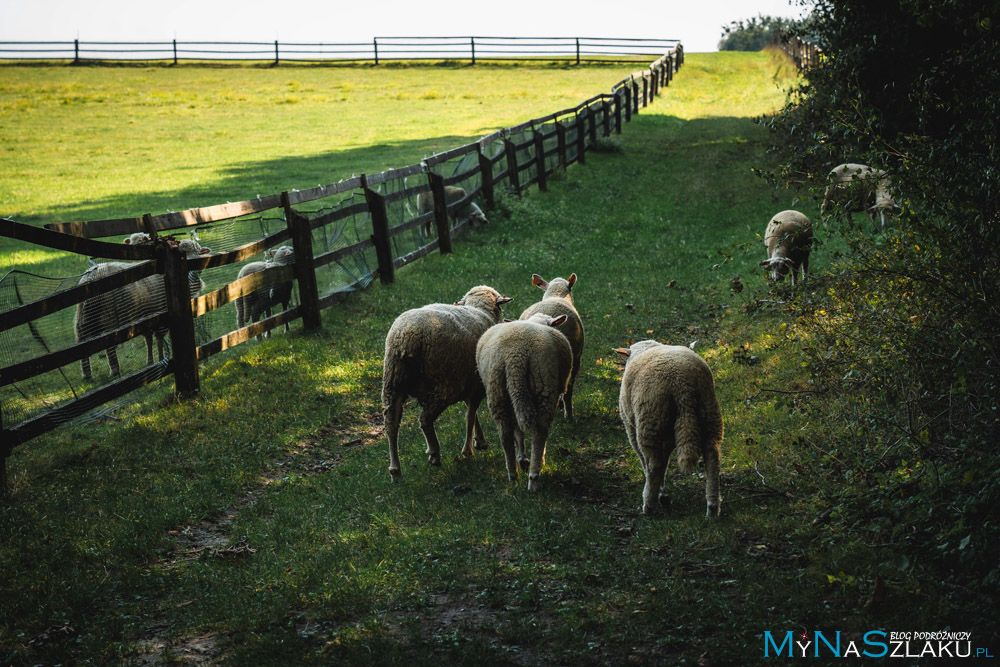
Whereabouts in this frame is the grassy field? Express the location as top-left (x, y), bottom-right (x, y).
top-left (3, 50), bottom-right (990, 665)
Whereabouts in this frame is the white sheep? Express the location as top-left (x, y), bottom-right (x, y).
top-left (382, 285), bottom-right (512, 479)
top-left (760, 210), bottom-right (813, 285)
top-left (518, 273), bottom-right (584, 419)
top-left (821, 163), bottom-right (897, 226)
top-left (75, 238), bottom-right (208, 380)
top-left (616, 340), bottom-right (724, 517)
top-left (416, 185), bottom-right (488, 235)
top-left (123, 232), bottom-right (152, 246)
top-left (476, 313), bottom-right (572, 491)
top-left (234, 245), bottom-right (296, 338)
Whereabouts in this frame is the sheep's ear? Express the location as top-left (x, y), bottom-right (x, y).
top-left (497, 295), bottom-right (513, 305)
top-left (454, 301), bottom-right (462, 306)
top-left (503, 318), bottom-right (515, 323)
top-left (567, 273), bottom-right (577, 288)
top-left (549, 314), bottom-right (568, 328)
top-left (531, 274), bottom-right (548, 290)
top-left (614, 347), bottom-right (631, 357)
top-left (123, 238), bottom-right (132, 245)
top-left (759, 259), bottom-right (771, 267)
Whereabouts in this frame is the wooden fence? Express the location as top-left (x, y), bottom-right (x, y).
top-left (0, 44), bottom-right (684, 494)
top-left (0, 36), bottom-right (679, 66)
top-left (773, 29), bottom-right (822, 70)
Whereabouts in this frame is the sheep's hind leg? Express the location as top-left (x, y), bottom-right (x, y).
top-left (526, 425), bottom-right (550, 492)
top-left (498, 418), bottom-right (518, 483)
top-left (704, 442), bottom-right (722, 518)
top-left (419, 405), bottom-right (446, 467)
top-left (385, 394), bottom-right (405, 479)
top-left (514, 427), bottom-right (529, 472)
top-left (460, 397), bottom-right (483, 458)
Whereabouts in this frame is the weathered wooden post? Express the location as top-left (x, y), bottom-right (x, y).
top-left (602, 100), bottom-right (611, 137)
top-left (173, 39), bottom-right (178, 66)
top-left (471, 37), bottom-right (476, 65)
top-left (575, 38), bottom-right (580, 65)
top-left (162, 244), bottom-right (200, 397)
top-left (588, 104), bottom-right (598, 145)
top-left (633, 79), bottom-right (640, 114)
top-left (504, 136), bottom-right (521, 196)
top-left (282, 192), bottom-right (321, 330)
top-left (373, 38), bottom-right (379, 65)
top-left (477, 147), bottom-right (495, 210)
top-left (364, 175), bottom-right (394, 284)
top-left (533, 129), bottom-right (548, 192)
top-left (556, 121), bottom-right (568, 168)
top-left (428, 172), bottom-right (453, 254)
top-left (642, 75), bottom-right (648, 107)
top-left (274, 40), bottom-right (279, 66)
top-left (73, 39), bottom-right (79, 65)
top-left (614, 92), bottom-right (623, 134)
top-left (624, 84), bottom-right (632, 122)
top-left (575, 110), bottom-right (586, 164)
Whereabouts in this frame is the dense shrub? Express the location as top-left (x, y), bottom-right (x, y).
top-left (764, 0), bottom-right (1000, 616)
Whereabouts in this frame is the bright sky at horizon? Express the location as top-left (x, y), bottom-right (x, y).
top-left (0, 0), bottom-right (807, 54)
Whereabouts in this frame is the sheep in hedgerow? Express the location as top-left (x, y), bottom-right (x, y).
top-left (616, 340), bottom-right (724, 517)
top-left (518, 273), bottom-right (584, 419)
top-left (234, 245), bottom-right (296, 339)
top-left (75, 238), bottom-right (208, 380)
top-left (382, 285), bottom-right (512, 479)
top-left (476, 313), bottom-right (572, 491)
top-left (416, 185), bottom-right (488, 235)
top-left (821, 162), bottom-right (898, 227)
top-left (760, 210), bottom-right (813, 285)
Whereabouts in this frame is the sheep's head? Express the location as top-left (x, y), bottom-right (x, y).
top-left (532, 273), bottom-right (577, 304)
top-left (525, 312), bottom-right (568, 329)
top-left (615, 339), bottom-right (661, 368)
top-left (456, 285), bottom-right (512, 322)
top-left (271, 246), bottom-right (295, 265)
top-left (464, 203), bottom-right (489, 228)
top-left (760, 255), bottom-right (794, 282)
top-left (123, 232), bottom-right (152, 246)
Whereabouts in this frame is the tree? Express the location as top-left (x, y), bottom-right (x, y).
top-left (718, 15), bottom-right (802, 51)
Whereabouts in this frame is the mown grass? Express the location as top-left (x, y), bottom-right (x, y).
top-left (2, 49), bottom-right (990, 665)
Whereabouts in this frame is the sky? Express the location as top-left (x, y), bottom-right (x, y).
top-left (0, 0), bottom-right (807, 54)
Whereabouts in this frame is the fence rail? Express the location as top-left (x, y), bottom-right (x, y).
top-left (0, 42), bottom-right (684, 495)
top-left (0, 36), bottom-right (680, 66)
top-left (773, 30), bottom-right (822, 70)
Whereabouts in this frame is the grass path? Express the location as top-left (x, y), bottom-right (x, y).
top-left (3, 51), bottom-right (984, 665)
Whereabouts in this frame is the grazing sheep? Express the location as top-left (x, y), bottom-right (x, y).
top-left (616, 340), bottom-right (723, 517)
top-left (234, 245), bottom-right (296, 338)
top-left (416, 185), bottom-right (488, 235)
top-left (75, 238), bottom-right (207, 380)
top-left (518, 273), bottom-right (584, 418)
top-left (382, 285), bottom-right (512, 479)
top-left (760, 210), bottom-right (813, 285)
top-left (821, 163), bottom-right (897, 226)
top-left (476, 313), bottom-right (572, 491)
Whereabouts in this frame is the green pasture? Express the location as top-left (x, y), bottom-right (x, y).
top-left (2, 50), bottom-right (985, 665)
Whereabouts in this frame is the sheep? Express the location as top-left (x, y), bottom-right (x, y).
top-left (518, 273), bottom-right (584, 419)
top-left (234, 245), bottom-right (296, 339)
top-left (416, 185), bottom-right (488, 235)
top-left (821, 163), bottom-right (898, 226)
top-left (123, 232), bottom-right (152, 246)
top-left (760, 210), bottom-right (813, 285)
top-left (616, 340), bottom-right (724, 517)
top-left (382, 285), bottom-right (512, 479)
top-left (476, 313), bottom-right (573, 491)
top-left (75, 238), bottom-right (208, 380)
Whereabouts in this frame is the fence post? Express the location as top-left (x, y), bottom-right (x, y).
top-left (533, 129), bottom-right (548, 192)
top-left (503, 137), bottom-right (521, 196)
top-left (624, 85), bottom-right (632, 122)
top-left (575, 111), bottom-right (586, 164)
top-left (373, 38), bottom-right (379, 65)
top-left (471, 37), bottom-right (476, 65)
top-left (428, 172), bottom-right (453, 254)
top-left (642, 75), bottom-right (648, 107)
top-left (173, 39), bottom-right (178, 66)
top-left (588, 104), bottom-right (598, 145)
top-left (477, 147), bottom-right (495, 210)
top-left (73, 39), bottom-right (79, 65)
top-left (274, 40), bottom-right (279, 66)
top-left (633, 79), bottom-right (640, 114)
top-left (363, 175), bottom-right (394, 284)
top-left (602, 99), bottom-right (611, 137)
top-left (576, 38), bottom-right (580, 65)
top-left (556, 120), bottom-right (567, 168)
top-left (162, 244), bottom-right (199, 397)
top-left (282, 192), bottom-right (321, 331)
top-left (614, 93), bottom-right (622, 134)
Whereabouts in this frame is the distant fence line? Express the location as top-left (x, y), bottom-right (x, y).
top-left (773, 30), bottom-right (822, 70)
top-left (0, 36), bottom-right (679, 66)
top-left (0, 44), bottom-right (684, 495)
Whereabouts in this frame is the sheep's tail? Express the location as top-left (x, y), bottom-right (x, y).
top-left (507, 357), bottom-right (539, 433)
top-left (673, 394), bottom-right (701, 474)
top-left (381, 333), bottom-right (418, 408)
